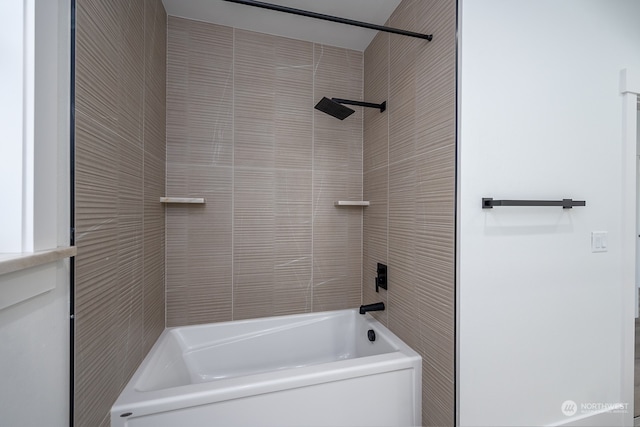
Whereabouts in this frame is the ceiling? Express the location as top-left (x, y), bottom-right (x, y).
top-left (161, 0), bottom-right (404, 51)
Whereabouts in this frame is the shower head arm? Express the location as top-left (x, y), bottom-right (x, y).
top-left (332, 98), bottom-right (386, 113)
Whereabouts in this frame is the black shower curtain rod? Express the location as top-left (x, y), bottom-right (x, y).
top-left (222, 0), bottom-right (433, 42)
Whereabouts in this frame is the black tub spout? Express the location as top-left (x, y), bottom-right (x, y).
top-left (359, 302), bottom-right (385, 315)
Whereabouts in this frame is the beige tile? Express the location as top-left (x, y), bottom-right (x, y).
top-left (363, 33), bottom-right (389, 173)
top-left (314, 44), bottom-right (363, 173)
top-left (117, 140), bottom-right (143, 216)
top-left (164, 19), bottom-right (364, 327)
top-left (363, 3), bottom-right (457, 423)
top-left (116, 0), bottom-right (144, 148)
top-left (234, 31), bottom-right (276, 169)
top-left (232, 167), bottom-right (314, 320)
top-left (312, 171), bottom-right (363, 312)
top-left (419, 366), bottom-right (455, 427)
top-left (167, 17), bottom-right (233, 167)
top-left (75, 1), bottom-right (120, 130)
top-left (74, 113), bottom-right (119, 233)
top-left (234, 30), bottom-right (313, 170)
top-left (233, 168), bottom-right (276, 319)
top-left (74, 335), bottom-right (120, 426)
top-left (74, 226), bottom-right (120, 426)
top-left (314, 44), bottom-right (363, 103)
top-left (142, 151), bottom-right (165, 232)
top-left (74, 0), bottom-right (166, 425)
top-left (416, 146), bottom-right (456, 226)
top-left (74, 228), bottom-right (119, 335)
top-left (388, 40), bottom-right (417, 164)
top-left (274, 170), bottom-right (313, 315)
top-left (142, 0), bottom-right (167, 346)
top-left (165, 164), bottom-right (233, 326)
top-left (414, 0), bottom-right (456, 158)
top-left (233, 168), bottom-right (314, 319)
top-left (274, 37), bottom-right (314, 171)
top-left (387, 157), bottom-right (420, 349)
top-left (364, 31), bottom-right (389, 104)
top-left (363, 166), bottom-right (389, 325)
top-left (363, 31), bottom-right (390, 326)
top-left (143, 229), bottom-right (165, 351)
top-left (143, 149), bottom-right (166, 348)
top-left (364, 111), bottom-right (389, 171)
top-left (313, 114), bottom-right (363, 172)
top-left (144, 0), bottom-right (167, 162)
top-left (166, 20), bottom-right (364, 324)
top-left (114, 214), bottom-right (145, 383)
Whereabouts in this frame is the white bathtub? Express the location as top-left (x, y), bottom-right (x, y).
top-left (111, 309), bottom-right (421, 427)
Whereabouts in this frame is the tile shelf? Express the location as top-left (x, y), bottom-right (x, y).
top-left (160, 197), bottom-right (206, 204)
top-left (334, 201), bottom-right (370, 207)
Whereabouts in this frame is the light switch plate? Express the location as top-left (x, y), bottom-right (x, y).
top-left (591, 231), bottom-right (608, 253)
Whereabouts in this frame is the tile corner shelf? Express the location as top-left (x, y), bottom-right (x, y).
top-left (334, 201), bottom-right (370, 207)
top-left (160, 197), bottom-right (206, 204)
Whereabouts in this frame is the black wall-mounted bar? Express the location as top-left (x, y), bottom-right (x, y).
top-left (222, 0), bottom-right (433, 42)
top-left (482, 198), bottom-right (586, 209)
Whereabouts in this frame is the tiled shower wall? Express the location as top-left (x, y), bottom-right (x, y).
top-left (166, 18), bottom-right (364, 325)
top-left (362, 0), bottom-right (457, 425)
top-left (74, 0), bottom-right (166, 425)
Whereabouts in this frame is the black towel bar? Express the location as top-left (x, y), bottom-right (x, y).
top-left (482, 198), bottom-right (586, 209)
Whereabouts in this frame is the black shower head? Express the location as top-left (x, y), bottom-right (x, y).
top-left (314, 97), bottom-right (387, 120)
top-left (314, 97), bottom-right (355, 120)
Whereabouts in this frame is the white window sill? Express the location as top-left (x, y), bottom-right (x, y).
top-left (0, 246), bottom-right (76, 276)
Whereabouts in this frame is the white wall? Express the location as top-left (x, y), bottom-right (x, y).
top-left (0, 264), bottom-right (70, 426)
top-left (458, 1), bottom-right (640, 426)
top-left (0, 0), bottom-right (70, 426)
top-left (0, 0), bottom-right (64, 253)
top-left (0, 0), bottom-right (28, 252)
